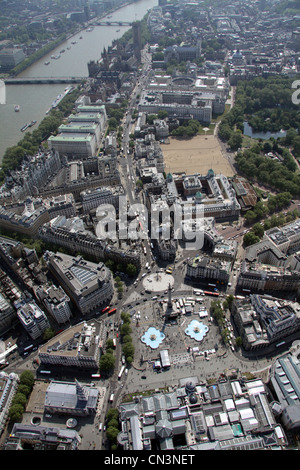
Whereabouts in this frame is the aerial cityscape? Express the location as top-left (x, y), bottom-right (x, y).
top-left (0, 0), bottom-right (300, 456)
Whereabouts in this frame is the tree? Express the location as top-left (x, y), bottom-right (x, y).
top-left (12, 392), bottom-right (27, 408)
top-left (121, 312), bottom-right (131, 324)
top-left (293, 136), bottom-right (300, 158)
top-left (157, 109), bottom-right (168, 119)
top-left (17, 384), bottom-right (31, 397)
top-left (8, 404), bottom-right (24, 422)
top-left (106, 338), bottom-right (114, 350)
top-left (106, 408), bottom-right (119, 421)
top-left (19, 370), bottom-right (35, 389)
top-left (243, 232), bottom-right (260, 247)
top-left (106, 425), bottom-right (119, 443)
top-left (122, 342), bottom-right (134, 359)
top-left (43, 327), bottom-right (55, 341)
top-left (99, 353), bottom-right (115, 373)
top-left (228, 131), bottom-right (243, 150)
top-left (252, 222), bottom-right (264, 238)
top-left (120, 323), bottom-right (132, 337)
top-left (107, 418), bottom-right (119, 429)
top-left (126, 263), bottom-right (137, 277)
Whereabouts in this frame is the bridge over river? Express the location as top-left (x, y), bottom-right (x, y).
top-left (5, 77), bottom-right (85, 85)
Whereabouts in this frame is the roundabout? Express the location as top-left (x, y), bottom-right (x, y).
top-left (142, 272), bottom-right (174, 293)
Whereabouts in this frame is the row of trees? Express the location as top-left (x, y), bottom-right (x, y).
top-left (8, 370), bottom-right (35, 423)
top-left (120, 312), bottom-right (134, 365)
top-left (244, 192), bottom-right (293, 225)
top-left (210, 296), bottom-right (242, 348)
top-left (99, 312), bottom-right (135, 374)
top-left (0, 87), bottom-right (82, 182)
top-left (105, 408), bottom-right (120, 450)
top-left (99, 338), bottom-right (116, 374)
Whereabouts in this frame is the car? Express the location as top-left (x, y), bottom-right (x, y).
top-left (141, 375), bottom-right (147, 379)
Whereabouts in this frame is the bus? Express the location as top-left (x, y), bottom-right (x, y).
top-left (102, 306), bottom-right (110, 314)
top-left (118, 365), bottom-right (125, 380)
top-left (143, 246), bottom-right (147, 255)
top-left (179, 299), bottom-right (183, 308)
top-left (108, 308), bottom-right (117, 315)
top-left (204, 291), bottom-right (220, 297)
top-left (109, 393), bottom-right (114, 403)
top-left (91, 374), bottom-right (101, 378)
top-left (113, 338), bottom-right (116, 348)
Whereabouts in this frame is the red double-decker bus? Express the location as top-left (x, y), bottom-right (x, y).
top-left (108, 308), bottom-right (117, 315)
top-left (204, 291), bottom-right (220, 297)
top-left (102, 306), bottom-right (110, 313)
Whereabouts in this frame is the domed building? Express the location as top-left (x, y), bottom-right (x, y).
top-left (230, 49), bottom-right (245, 66)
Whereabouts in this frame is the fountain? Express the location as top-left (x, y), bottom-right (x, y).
top-left (185, 320), bottom-right (209, 342)
top-left (141, 327), bottom-right (165, 349)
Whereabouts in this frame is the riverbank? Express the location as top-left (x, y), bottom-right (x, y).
top-left (4, 0), bottom-right (137, 79)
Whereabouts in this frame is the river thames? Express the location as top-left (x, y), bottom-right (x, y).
top-left (0, 0), bottom-right (157, 161)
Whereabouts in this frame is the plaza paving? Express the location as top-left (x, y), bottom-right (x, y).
top-left (142, 272), bottom-right (174, 292)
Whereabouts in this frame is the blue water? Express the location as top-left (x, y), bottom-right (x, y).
top-left (141, 327), bottom-right (165, 349)
top-left (185, 320), bottom-right (209, 342)
top-left (243, 121), bottom-right (286, 140)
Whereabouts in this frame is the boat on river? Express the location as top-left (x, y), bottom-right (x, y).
top-left (21, 120), bottom-right (37, 132)
top-left (20, 123), bottom-right (29, 132)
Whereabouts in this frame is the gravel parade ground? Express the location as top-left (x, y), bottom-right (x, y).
top-left (162, 134), bottom-right (235, 177)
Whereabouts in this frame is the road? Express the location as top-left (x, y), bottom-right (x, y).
top-left (1, 49), bottom-right (295, 449)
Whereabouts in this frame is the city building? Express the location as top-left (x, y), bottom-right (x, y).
top-left (15, 298), bottom-right (50, 340)
top-left (39, 216), bottom-right (141, 268)
top-left (0, 372), bottom-right (19, 436)
top-left (44, 252), bottom-right (113, 315)
top-left (36, 285), bottom-right (72, 325)
top-left (231, 294), bottom-right (300, 351)
top-left (48, 132), bottom-right (98, 159)
top-left (0, 48), bottom-right (25, 71)
top-left (0, 150), bottom-right (62, 202)
top-left (4, 423), bottom-right (81, 450)
top-left (80, 185), bottom-right (124, 213)
top-left (238, 238), bottom-right (300, 294)
top-left (265, 220), bottom-right (300, 255)
top-left (269, 349), bottom-right (300, 431)
top-left (38, 320), bottom-right (104, 369)
top-left (0, 292), bottom-right (17, 336)
top-left (0, 199), bottom-right (50, 237)
top-left (44, 379), bottom-right (99, 416)
top-left (187, 255), bottom-right (231, 285)
top-left (118, 376), bottom-right (286, 450)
